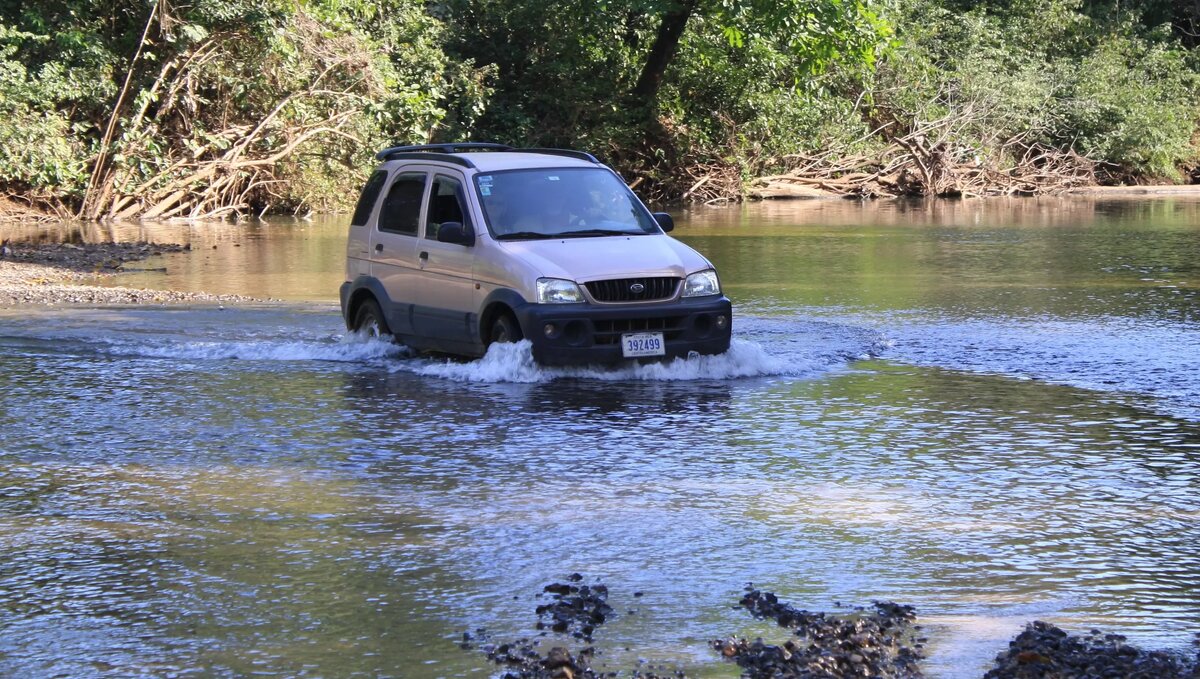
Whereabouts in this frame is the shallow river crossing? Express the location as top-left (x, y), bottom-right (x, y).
top-left (1, 198), bottom-right (1199, 677)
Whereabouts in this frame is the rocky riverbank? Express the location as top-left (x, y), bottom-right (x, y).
top-left (0, 241), bottom-right (258, 306)
top-left (463, 579), bottom-right (1200, 679)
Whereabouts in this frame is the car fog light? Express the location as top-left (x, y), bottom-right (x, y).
top-left (544, 323), bottom-right (556, 337)
top-left (716, 314), bottom-right (728, 329)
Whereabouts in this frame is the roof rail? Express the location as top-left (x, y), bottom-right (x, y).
top-left (375, 142), bottom-right (513, 161)
top-left (373, 143), bottom-right (602, 166)
top-left (515, 148), bottom-right (601, 164)
top-left (377, 152), bottom-right (477, 168)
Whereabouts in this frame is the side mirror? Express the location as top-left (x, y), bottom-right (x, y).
top-left (436, 221), bottom-right (474, 246)
top-left (652, 212), bottom-right (674, 233)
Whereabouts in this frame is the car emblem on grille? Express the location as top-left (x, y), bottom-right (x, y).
top-left (630, 283), bottom-right (645, 294)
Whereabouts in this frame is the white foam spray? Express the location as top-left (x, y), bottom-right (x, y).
top-left (98, 333), bottom-right (407, 363)
top-left (397, 338), bottom-right (811, 384)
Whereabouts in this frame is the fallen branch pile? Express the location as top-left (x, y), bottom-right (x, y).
top-left (678, 160), bottom-right (744, 205)
top-left (77, 5), bottom-right (377, 221)
top-left (753, 115), bottom-right (1098, 200)
top-left (82, 101), bottom-right (359, 222)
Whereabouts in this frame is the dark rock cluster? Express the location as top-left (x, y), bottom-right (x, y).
top-left (483, 638), bottom-right (597, 679)
top-left (536, 574), bottom-right (614, 642)
top-left (713, 586), bottom-right (925, 678)
top-left (467, 575), bottom-right (686, 679)
top-left (2, 241), bottom-right (189, 271)
top-left (984, 621), bottom-right (1200, 679)
top-left (465, 581), bottom-right (1200, 679)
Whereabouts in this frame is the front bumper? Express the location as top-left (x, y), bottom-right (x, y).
top-left (512, 295), bottom-right (732, 365)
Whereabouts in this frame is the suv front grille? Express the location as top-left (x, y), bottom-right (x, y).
top-left (593, 316), bottom-right (687, 345)
top-left (585, 277), bottom-right (680, 303)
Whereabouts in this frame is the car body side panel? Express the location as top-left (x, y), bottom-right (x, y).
top-left (411, 167), bottom-right (479, 348)
top-left (346, 170), bottom-right (388, 287)
top-left (346, 224), bottom-right (370, 282)
top-left (369, 237), bottom-right (418, 335)
top-left (473, 240), bottom-right (541, 305)
top-left (368, 173), bottom-right (427, 335)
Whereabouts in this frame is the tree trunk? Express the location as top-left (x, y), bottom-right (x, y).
top-left (630, 0), bottom-right (697, 104)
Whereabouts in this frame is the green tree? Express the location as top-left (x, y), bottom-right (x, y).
top-left (441, 0), bottom-right (889, 196)
top-left (0, 0), bottom-right (485, 216)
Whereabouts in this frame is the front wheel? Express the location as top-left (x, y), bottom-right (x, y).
top-left (353, 298), bottom-right (390, 338)
top-left (489, 313), bottom-right (523, 344)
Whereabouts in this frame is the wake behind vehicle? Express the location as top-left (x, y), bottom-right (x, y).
top-left (340, 142), bottom-right (732, 364)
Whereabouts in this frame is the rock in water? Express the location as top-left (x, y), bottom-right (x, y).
top-left (713, 586), bottom-right (924, 678)
top-left (984, 621), bottom-right (1197, 678)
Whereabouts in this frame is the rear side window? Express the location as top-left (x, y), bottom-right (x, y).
top-left (351, 170), bottom-right (387, 227)
top-left (425, 175), bottom-right (470, 239)
top-left (378, 172), bottom-right (427, 235)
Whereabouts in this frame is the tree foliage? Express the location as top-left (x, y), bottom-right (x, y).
top-left (0, 0), bottom-right (485, 215)
top-left (1, 0), bottom-right (1198, 216)
top-left (869, 0), bottom-right (1199, 181)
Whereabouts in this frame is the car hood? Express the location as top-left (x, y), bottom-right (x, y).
top-left (497, 234), bottom-right (713, 282)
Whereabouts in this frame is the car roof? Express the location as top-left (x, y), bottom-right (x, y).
top-left (457, 152), bottom-right (599, 172)
top-left (379, 150), bottom-right (601, 173)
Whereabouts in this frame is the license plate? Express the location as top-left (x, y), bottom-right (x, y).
top-left (622, 332), bottom-right (665, 358)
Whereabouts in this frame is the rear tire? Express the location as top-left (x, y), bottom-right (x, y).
top-left (489, 313), bottom-right (522, 344)
top-left (353, 298), bottom-right (390, 338)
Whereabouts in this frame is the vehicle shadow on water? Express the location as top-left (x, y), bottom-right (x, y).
top-left (338, 360), bottom-right (739, 425)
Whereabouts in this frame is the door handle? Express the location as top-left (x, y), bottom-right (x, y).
top-left (374, 243), bottom-right (383, 252)
top-left (419, 251), bottom-right (428, 260)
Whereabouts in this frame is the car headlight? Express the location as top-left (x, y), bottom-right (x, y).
top-left (536, 278), bottom-right (584, 304)
top-left (682, 269), bottom-right (721, 297)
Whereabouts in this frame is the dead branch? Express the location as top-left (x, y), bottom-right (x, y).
top-left (752, 107), bottom-right (1097, 201)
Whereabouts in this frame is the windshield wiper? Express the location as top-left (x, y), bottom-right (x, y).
top-left (495, 231), bottom-right (554, 241)
top-left (556, 229), bottom-right (643, 238)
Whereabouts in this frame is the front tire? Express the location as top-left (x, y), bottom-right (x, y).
top-left (353, 298), bottom-right (390, 338)
top-left (489, 313), bottom-right (523, 344)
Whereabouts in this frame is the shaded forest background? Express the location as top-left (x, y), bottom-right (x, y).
top-left (2, 0), bottom-right (1199, 219)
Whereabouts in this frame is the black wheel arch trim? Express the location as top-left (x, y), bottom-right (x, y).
top-left (477, 288), bottom-right (530, 343)
top-left (341, 276), bottom-right (395, 331)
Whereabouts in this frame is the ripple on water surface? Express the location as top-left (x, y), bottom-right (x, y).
top-left (2, 304), bottom-right (1200, 678)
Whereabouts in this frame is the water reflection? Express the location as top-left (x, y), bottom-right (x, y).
top-left (684, 198), bottom-right (1200, 322)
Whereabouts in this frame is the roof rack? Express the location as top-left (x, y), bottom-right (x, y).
top-left (376, 152), bottom-right (478, 168)
top-left (369, 141), bottom-right (511, 165)
top-left (514, 147), bottom-right (600, 164)
top-left (375, 142), bottom-right (513, 163)
top-left (374, 142), bottom-right (601, 166)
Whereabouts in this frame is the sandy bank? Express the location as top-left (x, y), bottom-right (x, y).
top-left (0, 242), bottom-right (259, 307)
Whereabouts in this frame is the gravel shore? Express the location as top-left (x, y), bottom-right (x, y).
top-left (0, 241), bottom-right (258, 306)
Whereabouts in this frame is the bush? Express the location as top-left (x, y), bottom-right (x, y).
top-left (1061, 35), bottom-right (1199, 179)
top-left (870, 0), bottom-right (1199, 181)
top-left (0, 34), bottom-right (88, 197)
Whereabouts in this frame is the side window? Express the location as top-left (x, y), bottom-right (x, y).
top-left (350, 170), bottom-right (387, 227)
top-left (425, 175), bottom-right (470, 239)
top-left (378, 172), bottom-right (426, 236)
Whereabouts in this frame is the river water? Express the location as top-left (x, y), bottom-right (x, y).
top-left (1, 198), bottom-right (1199, 677)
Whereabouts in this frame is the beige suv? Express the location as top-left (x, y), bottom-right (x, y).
top-left (340, 143), bottom-right (731, 364)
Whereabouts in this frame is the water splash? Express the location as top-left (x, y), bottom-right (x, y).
top-left (97, 333), bottom-right (408, 363)
top-left (1, 307), bottom-right (884, 383)
top-left (396, 338), bottom-right (814, 384)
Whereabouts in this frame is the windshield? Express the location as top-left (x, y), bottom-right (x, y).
top-left (475, 168), bottom-right (659, 240)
